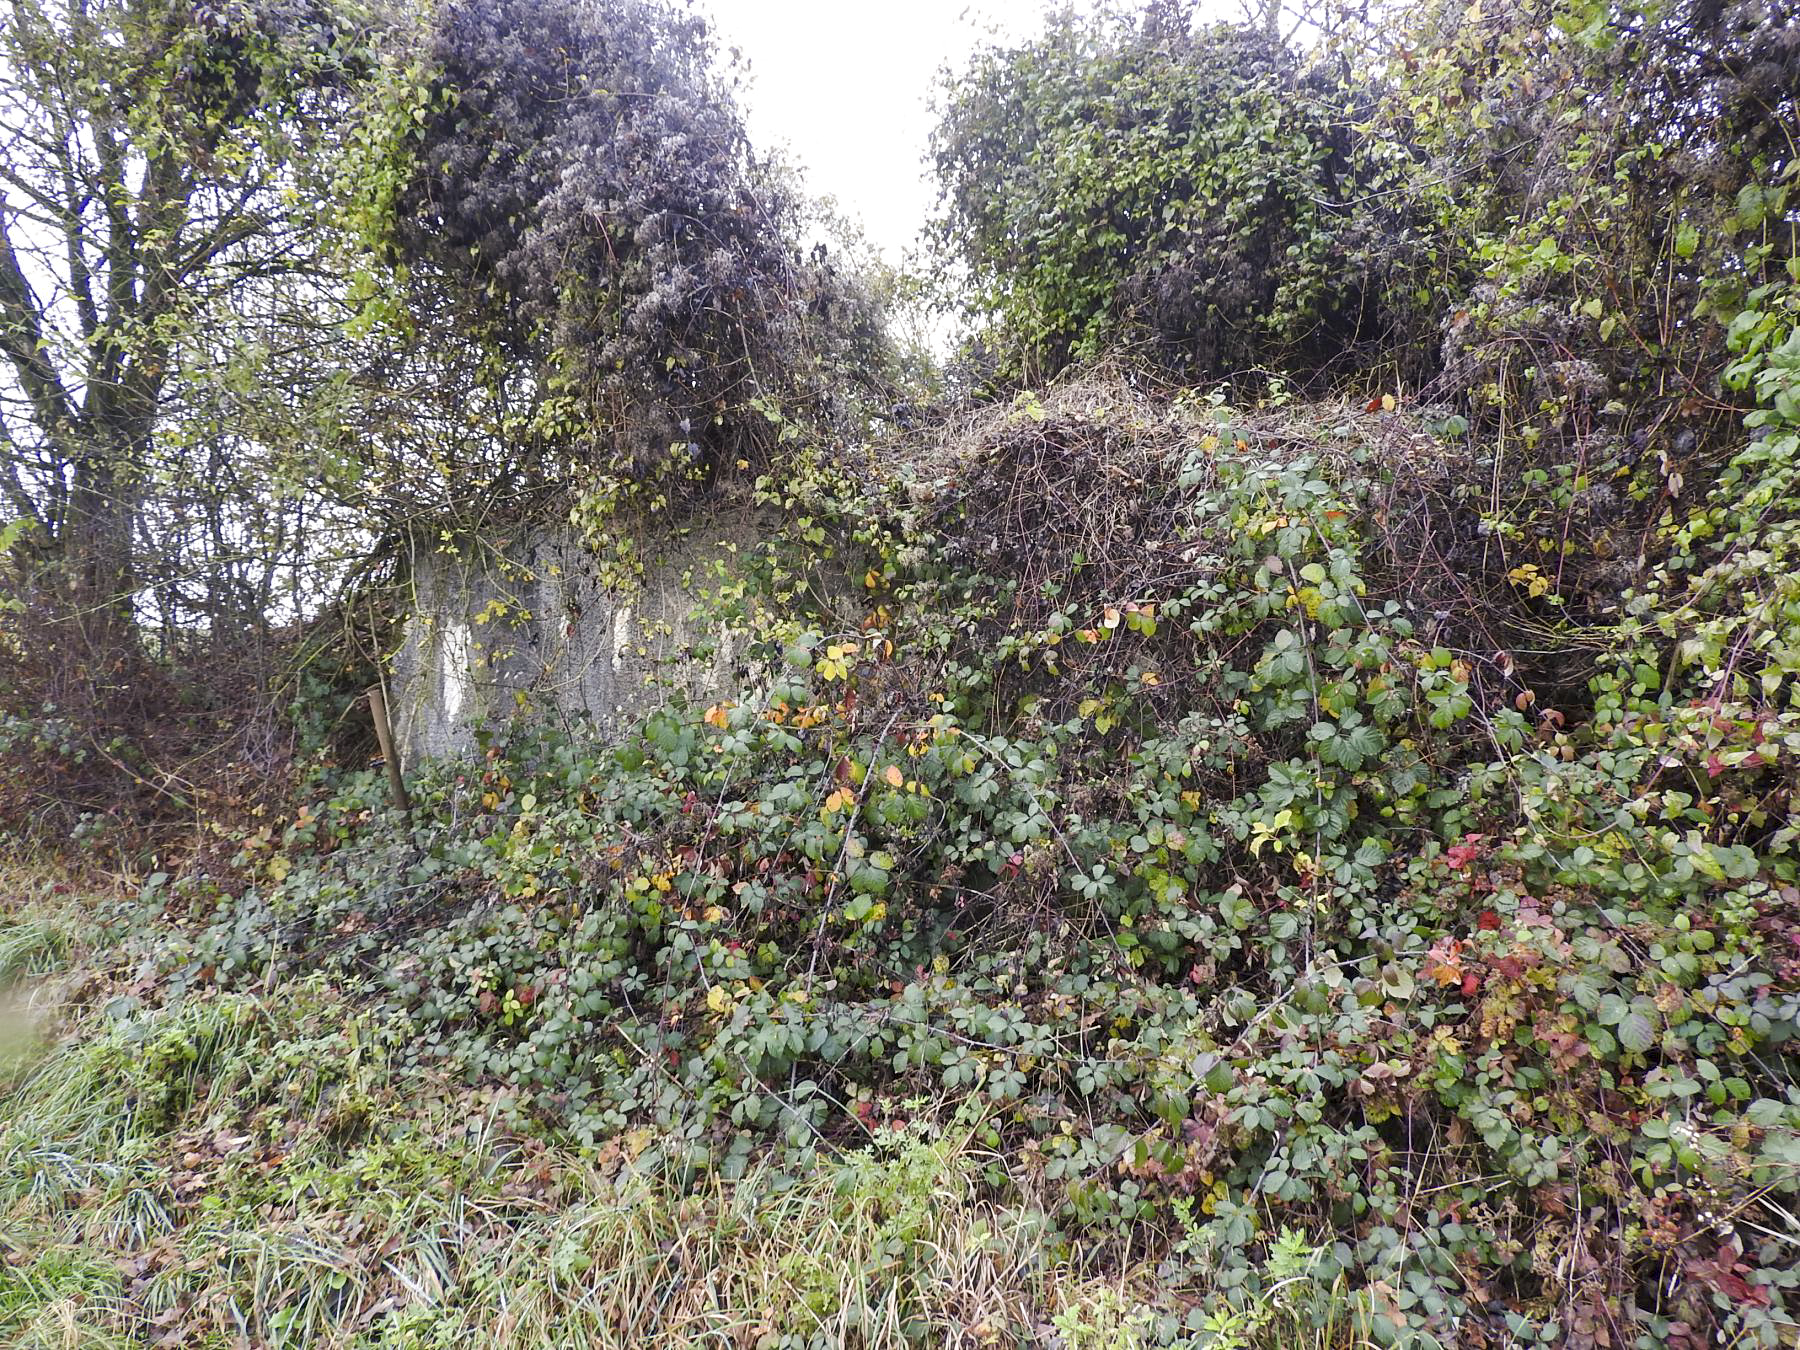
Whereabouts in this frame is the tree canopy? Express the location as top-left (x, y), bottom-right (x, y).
top-left (0, 0), bottom-right (363, 638)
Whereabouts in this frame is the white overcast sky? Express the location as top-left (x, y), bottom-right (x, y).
top-left (709, 1), bottom-right (1055, 265)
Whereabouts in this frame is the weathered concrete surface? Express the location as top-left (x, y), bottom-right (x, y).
top-left (389, 509), bottom-right (766, 762)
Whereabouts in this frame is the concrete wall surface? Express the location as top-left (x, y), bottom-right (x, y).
top-left (389, 514), bottom-right (764, 762)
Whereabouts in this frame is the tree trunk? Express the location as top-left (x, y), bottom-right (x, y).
top-left (63, 441), bottom-right (138, 642)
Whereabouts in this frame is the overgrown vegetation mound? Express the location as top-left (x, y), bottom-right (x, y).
top-left (930, 16), bottom-right (1425, 385)
top-left (4, 0), bottom-right (1800, 1345)
top-left (4, 373), bottom-right (1790, 1345)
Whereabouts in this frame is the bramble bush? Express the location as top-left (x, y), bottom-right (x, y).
top-left (148, 375), bottom-right (1800, 1346)
top-left (7, 0), bottom-right (1797, 1344)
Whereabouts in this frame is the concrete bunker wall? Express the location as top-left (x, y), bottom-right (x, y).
top-left (389, 516), bottom-right (763, 763)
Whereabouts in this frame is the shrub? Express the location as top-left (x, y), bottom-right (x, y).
top-left (358, 0), bottom-right (895, 534)
top-left (1380, 0), bottom-right (1800, 634)
top-left (929, 3), bottom-right (1442, 388)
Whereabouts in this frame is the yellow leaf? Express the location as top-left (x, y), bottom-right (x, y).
top-left (267, 855), bottom-right (291, 882)
top-left (706, 986), bottom-right (730, 1013)
top-left (1507, 562), bottom-right (1551, 597)
top-left (884, 764), bottom-right (904, 787)
top-left (1202, 1178), bottom-right (1227, 1215)
top-left (1381, 393), bottom-right (1397, 412)
top-left (702, 905), bottom-right (725, 922)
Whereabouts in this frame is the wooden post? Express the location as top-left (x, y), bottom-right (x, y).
top-left (367, 682), bottom-right (412, 815)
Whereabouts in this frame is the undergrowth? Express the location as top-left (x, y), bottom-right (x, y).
top-left (2, 0), bottom-right (1798, 1345)
top-left (6, 370), bottom-right (1797, 1347)
top-left (0, 890), bottom-right (1216, 1348)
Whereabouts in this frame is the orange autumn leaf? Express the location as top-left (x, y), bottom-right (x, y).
top-left (1422, 937), bottom-right (1465, 987)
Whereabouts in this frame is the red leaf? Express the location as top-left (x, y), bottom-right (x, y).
top-left (1690, 1247), bottom-right (1771, 1308)
top-left (1444, 833), bottom-right (1489, 871)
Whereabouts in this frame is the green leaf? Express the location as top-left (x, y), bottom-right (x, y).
top-left (1380, 963), bottom-right (1414, 1001)
top-left (1745, 1099), bottom-right (1789, 1127)
top-left (1618, 1012), bottom-right (1655, 1054)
